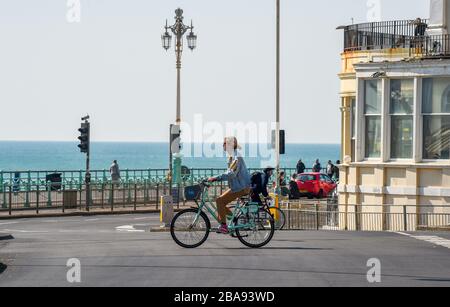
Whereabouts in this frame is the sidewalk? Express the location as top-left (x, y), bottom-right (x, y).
top-left (0, 204), bottom-right (193, 220)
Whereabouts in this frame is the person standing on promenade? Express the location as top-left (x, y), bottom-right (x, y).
top-left (208, 137), bottom-right (252, 234)
top-left (296, 159), bottom-right (306, 175)
top-left (333, 160), bottom-right (341, 182)
top-left (326, 160), bottom-right (334, 178)
top-left (289, 173), bottom-right (301, 200)
top-left (110, 160), bottom-right (121, 184)
top-left (312, 159), bottom-right (322, 173)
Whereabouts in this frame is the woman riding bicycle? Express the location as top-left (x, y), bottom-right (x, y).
top-left (208, 137), bottom-right (251, 234)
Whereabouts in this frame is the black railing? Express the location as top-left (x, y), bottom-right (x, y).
top-left (342, 19), bottom-right (430, 52)
top-left (422, 34), bottom-right (450, 57)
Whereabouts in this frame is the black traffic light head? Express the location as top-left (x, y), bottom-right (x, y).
top-left (78, 122), bottom-right (90, 153)
top-left (271, 129), bottom-right (286, 155)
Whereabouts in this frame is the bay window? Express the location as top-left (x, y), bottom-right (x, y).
top-left (364, 80), bottom-right (382, 158)
top-left (390, 79), bottom-right (414, 159)
top-left (422, 78), bottom-right (450, 160)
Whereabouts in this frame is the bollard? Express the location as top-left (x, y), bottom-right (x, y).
top-left (156, 184), bottom-right (160, 210)
top-left (111, 183), bottom-right (115, 212)
top-left (36, 184), bottom-right (40, 214)
top-left (2, 183), bottom-right (6, 209)
top-left (160, 195), bottom-right (174, 228)
top-left (403, 205), bottom-right (408, 232)
top-left (134, 183), bottom-right (137, 211)
top-left (47, 182), bottom-right (52, 207)
top-left (315, 203), bottom-right (319, 230)
top-left (9, 185), bottom-right (12, 216)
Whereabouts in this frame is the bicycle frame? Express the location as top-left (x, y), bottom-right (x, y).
top-left (193, 185), bottom-right (260, 232)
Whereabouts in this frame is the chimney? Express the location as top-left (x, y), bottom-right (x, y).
top-left (427, 0), bottom-right (450, 35)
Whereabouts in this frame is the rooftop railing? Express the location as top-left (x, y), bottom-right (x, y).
top-left (339, 19), bottom-right (450, 58)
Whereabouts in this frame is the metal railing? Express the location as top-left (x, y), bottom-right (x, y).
top-left (0, 181), bottom-right (235, 215)
top-left (341, 19), bottom-right (448, 55)
top-left (281, 203), bottom-right (450, 232)
top-left (0, 167), bottom-right (330, 193)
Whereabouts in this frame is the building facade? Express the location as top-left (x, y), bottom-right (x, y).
top-left (338, 0), bottom-right (450, 229)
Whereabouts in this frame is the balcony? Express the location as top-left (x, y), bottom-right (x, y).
top-left (340, 19), bottom-right (450, 58)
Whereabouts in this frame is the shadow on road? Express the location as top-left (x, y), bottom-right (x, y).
top-left (0, 235), bottom-right (14, 241)
top-left (0, 263), bottom-right (7, 274)
top-left (201, 247), bottom-right (332, 251)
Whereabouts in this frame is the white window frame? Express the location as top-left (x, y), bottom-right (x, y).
top-left (421, 77), bottom-right (450, 163)
top-left (388, 78), bottom-right (415, 162)
top-left (358, 78), bottom-right (384, 161)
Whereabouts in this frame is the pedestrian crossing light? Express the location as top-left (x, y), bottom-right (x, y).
top-left (78, 122), bottom-right (90, 153)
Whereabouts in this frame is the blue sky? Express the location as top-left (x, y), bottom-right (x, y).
top-left (0, 0), bottom-right (429, 143)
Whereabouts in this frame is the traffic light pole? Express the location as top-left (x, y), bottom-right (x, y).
top-left (78, 116), bottom-right (91, 211)
top-left (85, 121), bottom-right (91, 212)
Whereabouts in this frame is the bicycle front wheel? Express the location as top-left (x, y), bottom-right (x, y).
top-left (234, 209), bottom-right (275, 249)
top-left (170, 209), bottom-right (211, 249)
top-left (269, 207), bottom-right (286, 230)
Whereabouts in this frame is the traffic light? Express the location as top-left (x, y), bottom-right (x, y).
top-left (78, 122), bottom-right (90, 153)
top-left (271, 129), bottom-right (286, 155)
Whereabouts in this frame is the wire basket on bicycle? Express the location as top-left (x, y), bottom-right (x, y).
top-left (184, 184), bottom-right (203, 201)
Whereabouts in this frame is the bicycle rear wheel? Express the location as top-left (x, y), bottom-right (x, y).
top-left (170, 209), bottom-right (211, 249)
top-left (269, 207), bottom-right (286, 230)
top-left (234, 209), bottom-right (275, 249)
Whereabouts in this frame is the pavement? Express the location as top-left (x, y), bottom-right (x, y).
top-left (0, 213), bottom-right (450, 287)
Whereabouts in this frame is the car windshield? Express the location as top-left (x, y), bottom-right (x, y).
top-left (299, 175), bottom-right (316, 181)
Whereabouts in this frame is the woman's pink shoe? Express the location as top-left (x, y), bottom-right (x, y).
top-left (216, 224), bottom-right (229, 234)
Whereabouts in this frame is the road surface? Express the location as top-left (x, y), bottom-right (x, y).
top-left (1, 213), bottom-right (450, 287)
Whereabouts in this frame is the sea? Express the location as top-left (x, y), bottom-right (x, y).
top-left (0, 142), bottom-right (340, 171)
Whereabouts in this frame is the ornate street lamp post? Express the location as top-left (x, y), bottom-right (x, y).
top-left (162, 8), bottom-right (197, 188)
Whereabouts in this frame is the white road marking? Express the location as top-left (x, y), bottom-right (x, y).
top-left (85, 219), bottom-right (100, 222)
top-left (1, 229), bottom-right (49, 234)
top-left (133, 217), bottom-right (152, 221)
top-left (115, 225), bottom-right (145, 233)
top-left (397, 232), bottom-right (450, 250)
top-left (0, 222), bottom-right (19, 226)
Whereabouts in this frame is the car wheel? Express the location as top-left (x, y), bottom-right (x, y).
top-left (317, 190), bottom-right (324, 199)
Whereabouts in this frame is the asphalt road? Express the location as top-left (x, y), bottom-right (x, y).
top-left (0, 213), bottom-right (450, 287)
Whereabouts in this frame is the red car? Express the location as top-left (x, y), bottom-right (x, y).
top-left (296, 173), bottom-right (337, 199)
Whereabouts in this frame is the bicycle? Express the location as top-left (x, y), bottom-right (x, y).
top-left (170, 181), bottom-right (275, 249)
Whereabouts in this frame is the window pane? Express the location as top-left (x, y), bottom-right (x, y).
top-left (365, 116), bottom-right (381, 158)
top-left (423, 115), bottom-right (450, 159)
top-left (390, 79), bottom-right (414, 114)
top-left (365, 80), bottom-right (382, 114)
top-left (423, 78), bottom-right (450, 114)
top-left (391, 116), bottom-right (413, 159)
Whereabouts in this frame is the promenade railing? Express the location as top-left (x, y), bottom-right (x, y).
top-left (281, 202), bottom-right (450, 232)
top-left (0, 168), bottom-right (327, 193)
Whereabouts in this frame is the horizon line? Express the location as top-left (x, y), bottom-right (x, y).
top-left (0, 140), bottom-right (340, 145)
